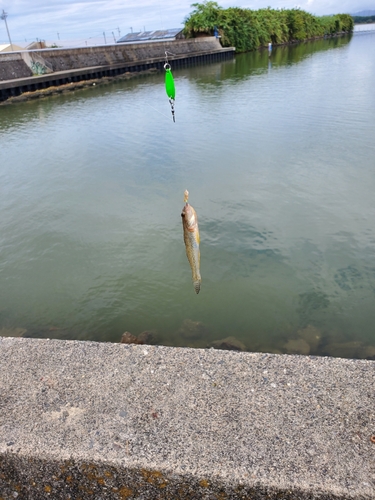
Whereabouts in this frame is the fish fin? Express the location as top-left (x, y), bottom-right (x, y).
top-left (194, 280), bottom-right (201, 294)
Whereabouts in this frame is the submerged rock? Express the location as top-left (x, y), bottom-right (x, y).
top-left (210, 336), bottom-right (247, 352)
top-left (327, 342), bottom-right (375, 360)
top-left (323, 341), bottom-right (363, 359)
top-left (297, 325), bottom-right (322, 352)
top-left (284, 338), bottom-right (310, 355)
top-left (137, 331), bottom-right (156, 344)
top-left (0, 327), bottom-right (27, 338)
top-left (266, 348), bottom-right (283, 355)
top-left (359, 345), bottom-right (375, 360)
top-left (177, 319), bottom-right (209, 340)
top-left (120, 332), bottom-right (144, 345)
top-left (324, 340), bottom-right (375, 360)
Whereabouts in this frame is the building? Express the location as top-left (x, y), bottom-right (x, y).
top-left (117, 28), bottom-right (184, 44)
top-left (0, 43), bottom-right (24, 52)
top-left (26, 40), bottom-right (47, 50)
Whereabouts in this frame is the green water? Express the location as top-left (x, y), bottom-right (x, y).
top-left (1, 32), bottom-right (375, 358)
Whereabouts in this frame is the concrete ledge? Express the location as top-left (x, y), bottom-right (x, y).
top-left (0, 337), bottom-right (374, 499)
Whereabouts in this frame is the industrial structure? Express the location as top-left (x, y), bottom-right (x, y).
top-left (117, 28), bottom-right (184, 44)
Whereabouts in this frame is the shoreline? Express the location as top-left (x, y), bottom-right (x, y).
top-left (0, 37), bottom-right (234, 104)
top-left (0, 68), bottom-right (157, 106)
top-left (0, 32), bottom-right (354, 105)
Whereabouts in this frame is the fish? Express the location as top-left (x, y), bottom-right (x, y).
top-left (181, 190), bottom-right (201, 294)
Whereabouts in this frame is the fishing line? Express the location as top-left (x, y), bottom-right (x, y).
top-left (157, 1), bottom-right (177, 123)
top-left (147, 102), bottom-right (172, 120)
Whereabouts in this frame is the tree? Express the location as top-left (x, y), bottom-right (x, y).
top-left (184, 1), bottom-right (222, 37)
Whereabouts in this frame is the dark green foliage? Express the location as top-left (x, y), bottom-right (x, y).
top-left (183, 1), bottom-right (222, 35)
top-left (353, 15), bottom-right (375, 23)
top-left (219, 8), bottom-right (261, 52)
top-left (183, 1), bottom-right (354, 52)
top-left (335, 14), bottom-right (354, 32)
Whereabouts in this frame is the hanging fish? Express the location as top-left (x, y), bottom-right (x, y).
top-left (181, 190), bottom-right (201, 294)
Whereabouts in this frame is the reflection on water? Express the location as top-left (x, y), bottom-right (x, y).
top-left (1, 33), bottom-right (375, 359)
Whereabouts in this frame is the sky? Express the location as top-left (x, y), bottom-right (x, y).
top-left (0, 0), bottom-right (373, 46)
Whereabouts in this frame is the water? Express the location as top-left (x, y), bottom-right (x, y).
top-left (1, 32), bottom-right (375, 358)
top-left (354, 22), bottom-right (375, 32)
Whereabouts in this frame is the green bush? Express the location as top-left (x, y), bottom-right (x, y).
top-left (183, 1), bottom-right (353, 52)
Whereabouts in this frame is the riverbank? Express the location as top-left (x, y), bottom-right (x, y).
top-left (0, 32), bottom-right (352, 106)
top-left (0, 37), bottom-right (234, 103)
top-left (184, 5), bottom-right (353, 53)
top-left (1, 337), bottom-right (374, 499)
top-left (0, 68), bottom-right (157, 106)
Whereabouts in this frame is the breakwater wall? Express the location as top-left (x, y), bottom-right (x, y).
top-left (0, 38), bottom-right (234, 102)
top-left (1, 336), bottom-right (374, 499)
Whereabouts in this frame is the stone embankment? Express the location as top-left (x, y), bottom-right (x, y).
top-left (0, 52), bottom-right (33, 81)
top-left (0, 336), bottom-right (374, 499)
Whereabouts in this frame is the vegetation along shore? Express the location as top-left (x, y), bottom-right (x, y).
top-left (184, 1), bottom-right (354, 52)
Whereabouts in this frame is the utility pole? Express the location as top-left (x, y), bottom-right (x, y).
top-left (112, 31), bottom-right (116, 43)
top-left (1, 10), bottom-right (13, 51)
top-left (103, 31), bottom-right (107, 44)
top-left (130, 27), bottom-right (133, 33)
top-left (57, 32), bottom-right (60, 40)
top-left (117, 27), bottom-right (121, 37)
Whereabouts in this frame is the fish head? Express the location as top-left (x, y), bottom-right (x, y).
top-left (181, 203), bottom-right (198, 231)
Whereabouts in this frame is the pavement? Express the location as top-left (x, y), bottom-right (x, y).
top-left (0, 336), bottom-right (374, 499)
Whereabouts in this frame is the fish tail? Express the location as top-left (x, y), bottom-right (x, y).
top-left (194, 280), bottom-right (201, 294)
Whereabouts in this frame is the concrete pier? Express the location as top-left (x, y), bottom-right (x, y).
top-left (0, 337), bottom-right (374, 499)
top-left (0, 38), bottom-right (235, 102)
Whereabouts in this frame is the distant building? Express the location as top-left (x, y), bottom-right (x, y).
top-left (0, 43), bottom-right (24, 52)
top-left (26, 41), bottom-right (47, 50)
top-left (117, 28), bottom-right (184, 44)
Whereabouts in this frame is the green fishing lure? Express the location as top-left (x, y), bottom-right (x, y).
top-left (165, 67), bottom-right (175, 100)
top-left (164, 60), bottom-right (175, 122)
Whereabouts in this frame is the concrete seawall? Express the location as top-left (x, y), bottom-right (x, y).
top-left (21, 38), bottom-right (231, 72)
top-left (0, 337), bottom-right (374, 499)
top-left (0, 52), bottom-right (33, 81)
top-left (0, 38), bottom-right (234, 102)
